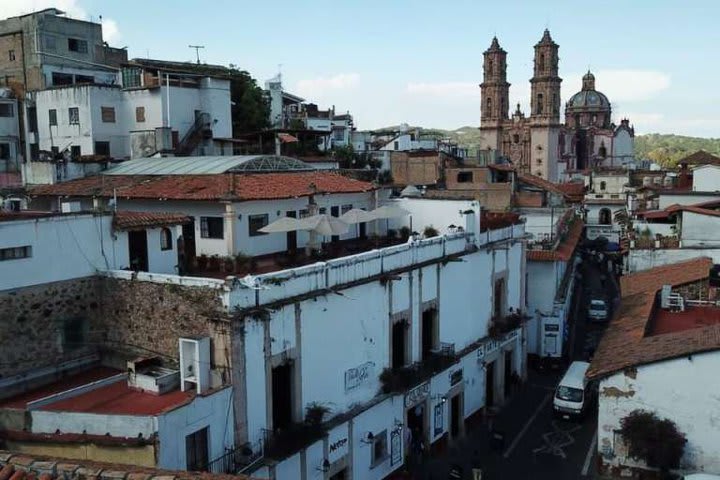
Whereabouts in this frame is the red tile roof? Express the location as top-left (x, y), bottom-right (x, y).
top-left (587, 257), bottom-right (718, 379)
top-left (518, 173), bottom-right (564, 195)
top-left (555, 182), bottom-right (586, 203)
top-left (527, 220), bottom-right (584, 262)
top-left (679, 150), bottom-right (720, 166)
top-left (488, 163), bottom-right (515, 172)
top-left (0, 450), bottom-right (250, 480)
top-left (113, 211), bottom-right (191, 231)
top-left (30, 172), bottom-right (375, 202)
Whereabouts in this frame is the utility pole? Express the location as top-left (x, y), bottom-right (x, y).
top-left (188, 45), bottom-right (205, 64)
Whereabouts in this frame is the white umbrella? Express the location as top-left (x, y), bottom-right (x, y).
top-left (369, 205), bottom-right (410, 219)
top-left (340, 208), bottom-right (375, 224)
top-left (258, 216), bottom-right (303, 233)
top-left (298, 214), bottom-right (349, 236)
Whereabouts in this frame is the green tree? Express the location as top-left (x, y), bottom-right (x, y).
top-left (227, 68), bottom-right (270, 135)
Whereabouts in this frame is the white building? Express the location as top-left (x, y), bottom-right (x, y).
top-left (0, 209), bottom-right (187, 290)
top-left (589, 257), bottom-right (720, 476)
top-left (226, 207), bottom-right (526, 479)
top-left (29, 156), bottom-right (381, 262)
top-left (583, 170), bottom-right (629, 243)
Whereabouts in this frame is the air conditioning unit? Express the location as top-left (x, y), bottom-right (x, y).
top-left (179, 337), bottom-right (211, 394)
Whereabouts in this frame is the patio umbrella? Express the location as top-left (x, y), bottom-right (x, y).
top-left (298, 214), bottom-right (349, 236)
top-left (369, 205), bottom-right (410, 219)
top-left (258, 216), bottom-right (303, 234)
top-left (340, 208), bottom-right (375, 224)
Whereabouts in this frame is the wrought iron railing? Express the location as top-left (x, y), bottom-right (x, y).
top-left (200, 444), bottom-right (261, 474)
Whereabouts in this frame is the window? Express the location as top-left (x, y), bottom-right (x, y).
top-left (122, 67), bottom-right (142, 88)
top-left (493, 278), bottom-right (506, 319)
top-left (75, 74), bottom-right (94, 84)
top-left (332, 128), bottom-right (344, 141)
top-left (539, 53), bottom-right (545, 71)
top-left (536, 93), bottom-right (544, 115)
top-left (0, 143), bottom-right (9, 160)
top-left (485, 97), bottom-right (492, 117)
top-left (393, 141), bottom-right (399, 150)
top-left (67, 38), bottom-right (88, 53)
top-left (185, 427), bottom-right (209, 472)
top-left (555, 386), bottom-right (583, 403)
top-left (457, 171), bottom-right (473, 183)
top-left (0, 246), bottom-right (31, 261)
top-left (45, 35), bottom-right (56, 51)
top-left (488, 59), bottom-right (494, 75)
top-left (94, 141), bottom-right (109, 156)
top-left (51, 72), bottom-right (73, 86)
top-left (552, 93), bottom-right (558, 115)
top-left (136, 106), bottom-right (145, 123)
top-left (370, 430), bottom-right (388, 467)
top-left (8, 50), bottom-right (15, 61)
top-left (200, 216), bottom-right (224, 239)
top-left (160, 228), bottom-right (173, 251)
top-left (101, 106), bottom-right (116, 123)
top-left (68, 107), bottom-right (79, 125)
top-left (71, 145), bottom-right (81, 159)
top-left (48, 109), bottom-right (57, 126)
top-left (248, 214), bottom-right (269, 237)
top-left (599, 208), bottom-right (612, 225)
top-left (600, 181), bottom-right (606, 191)
top-left (599, 144), bottom-right (607, 158)
top-left (62, 317), bottom-right (86, 351)
top-left (513, 134), bottom-right (520, 144)
top-left (0, 104), bottom-right (12, 117)
top-left (341, 204), bottom-right (353, 215)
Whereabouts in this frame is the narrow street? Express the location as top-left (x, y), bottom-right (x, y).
top-left (414, 250), bottom-right (618, 479)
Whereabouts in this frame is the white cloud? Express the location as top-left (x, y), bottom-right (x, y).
top-left (295, 73), bottom-right (360, 98)
top-left (564, 69), bottom-right (671, 103)
top-left (405, 81), bottom-right (477, 98)
top-left (2, 0), bottom-right (121, 44)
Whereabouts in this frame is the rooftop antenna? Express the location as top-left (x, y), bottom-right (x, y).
top-left (188, 45), bottom-right (205, 64)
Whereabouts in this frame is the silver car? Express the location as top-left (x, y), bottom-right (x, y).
top-left (588, 299), bottom-right (608, 322)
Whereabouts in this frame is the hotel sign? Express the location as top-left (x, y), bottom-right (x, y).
top-left (478, 330), bottom-right (519, 359)
top-left (344, 362), bottom-right (374, 392)
top-left (405, 381), bottom-right (430, 407)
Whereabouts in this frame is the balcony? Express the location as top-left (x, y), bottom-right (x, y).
top-left (379, 346), bottom-right (457, 394)
top-left (488, 311), bottom-right (524, 339)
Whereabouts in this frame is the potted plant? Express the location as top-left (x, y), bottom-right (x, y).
top-left (196, 254), bottom-right (208, 271)
top-left (399, 226), bottom-right (411, 241)
top-left (423, 225), bottom-right (439, 238)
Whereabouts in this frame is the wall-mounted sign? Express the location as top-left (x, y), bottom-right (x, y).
top-left (344, 362), bottom-right (374, 392)
top-left (450, 369), bottom-right (463, 386)
top-left (328, 426), bottom-right (349, 463)
top-left (405, 381), bottom-right (430, 407)
top-left (433, 402), bottom-right (444, 437)
top-left (544, 324), bottom-right (560, 332)
top-left (390, 429), bottom-right (402, 466)
top-left (482, 330), bottom-right (519, 358)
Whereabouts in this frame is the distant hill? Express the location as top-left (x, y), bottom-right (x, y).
top-left (635, 133), bottom-right (720, 166)
top-left (374, 126), bottom-right (720, 167)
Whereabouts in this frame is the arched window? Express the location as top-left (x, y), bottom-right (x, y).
top-left (539, 53), bottom-right (545, 71)
top-left (160, 227), bottom-right (172, 251)
top-left (536, 93), bottom-right (543, 115)
top-left (486, 97), bottom-right (492, 117)
top-left (599, 208), bottom-right (612, 225)
top-left (599, 144), bottom-right (607, 158)
top-left (552, 93), bottom-right (558, 115)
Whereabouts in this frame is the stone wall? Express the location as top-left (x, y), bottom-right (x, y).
top-left (0, 276), bottom-right (230, 379)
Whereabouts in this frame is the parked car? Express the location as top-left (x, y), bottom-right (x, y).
top-left (588, 299), bottom-right (608, 322)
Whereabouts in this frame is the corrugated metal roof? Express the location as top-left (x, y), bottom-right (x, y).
top-left (104, 155), bottom-right (315, 175)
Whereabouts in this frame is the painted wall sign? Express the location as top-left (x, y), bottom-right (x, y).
top-left (450, 369), bottom-right (463, 386)
top-left (329, 438), bottom-right (347, 453)
top-left (328, 426), bottom-right (349, 463)
top-left (433, 402), bottom-right (444, 437)
top-left (404, 381), bottom-right (430, 407)
top-left (482, 330), bottom-right (519, 358)
top-left (344, 362), bottom-right (374, 392)
top-left (390, 429), bottom-right (402, 466)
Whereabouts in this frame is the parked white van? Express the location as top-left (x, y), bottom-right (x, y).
top-left (588, 299), bottom-right (608, 322)
top-left (553, 361), bottom-right (592, 420)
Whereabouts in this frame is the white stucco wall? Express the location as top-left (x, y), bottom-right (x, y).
top-left (0, 213), bottom-right (182, 291)
top-left (598, 351), bottom-right (720, 474)
top-left (681, 212), bottom-right (720, 247)
top-left (692, 165), bottom-right (720, 193)
top-left (32, 410), bottom-right (157, 438)
top-left (390, 198), bottom-right (473, 234)
top-left (626, 248), bottom-right (720, 273)
top-left (157, 386), bottom-right (235, 471)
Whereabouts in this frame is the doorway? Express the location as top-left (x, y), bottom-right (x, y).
top-left (406, 402), bottom-right (426, 452)
top-left (185, 426), bottom-right (209, 471)
top-left (450, 394), bottom-right (462, 439)
top-left (421, 308), bottom-right (438, 361)
top-left (271, 362), bottom-right (293, 431)
top-left (485, 361), bottom-right (495, 408)
top-left (286, 211), bottom-right (297, 253)
top-left (391, 321), bottom-right (407, 370)
top-left (182, 220), bottom-right (196, 264)
top-left (504, 351), bottom-right (513, 399)
top-left (329, 468), bottom-right (347, 480)
top-left (359, 221), bottom-right (367, 239)
top-left (128, 230), bottom-right (148, 272)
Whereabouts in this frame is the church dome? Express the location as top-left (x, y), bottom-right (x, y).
top-left (566, 70), bottom-right (610, 110)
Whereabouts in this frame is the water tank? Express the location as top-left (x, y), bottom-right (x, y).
top-left (642, 176), bottom-right (652, 187)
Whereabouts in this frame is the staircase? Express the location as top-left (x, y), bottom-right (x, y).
top-left (176, 112), bottom-right (213, 156)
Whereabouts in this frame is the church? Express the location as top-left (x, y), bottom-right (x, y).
top-left (479, 30), bottom-right (635, 181)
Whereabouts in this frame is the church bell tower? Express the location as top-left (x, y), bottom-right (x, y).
top-left (530, 29), bottom-right (562, 125)
top-left (479, 37), bottom-right (510, 152)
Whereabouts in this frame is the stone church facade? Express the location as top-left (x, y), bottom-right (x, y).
top-left (479, 30), bottom-right (635, 181)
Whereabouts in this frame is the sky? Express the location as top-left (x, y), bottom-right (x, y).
top-left (4, 0), bottom-right (720, 137)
